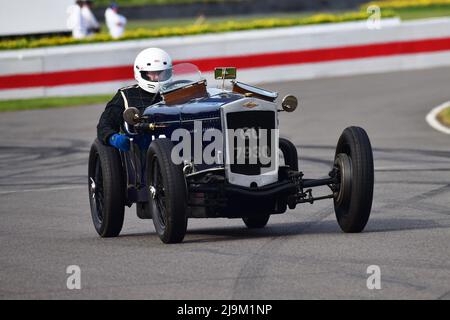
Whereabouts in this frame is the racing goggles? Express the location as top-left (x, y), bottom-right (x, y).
top-left (140, 69), bottom-right (172, 82)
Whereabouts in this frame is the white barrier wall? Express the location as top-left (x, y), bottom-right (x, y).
top-left (0, 0), bottom-right (73, 37)
top-left (1, 18), bottom-right (450, 100)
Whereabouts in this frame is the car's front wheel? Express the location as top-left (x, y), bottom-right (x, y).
top-left (147, 138), bottom-right (188, 244)
top-left (333, 126), bottom-right (374, 233)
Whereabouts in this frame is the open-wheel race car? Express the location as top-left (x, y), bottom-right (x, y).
top-left (88, 64), bottom-right (374, 243)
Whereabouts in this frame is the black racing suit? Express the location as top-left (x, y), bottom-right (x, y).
top-left (97, 84), bottom-right (161, 145)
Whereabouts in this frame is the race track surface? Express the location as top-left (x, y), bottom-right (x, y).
top-left (1, 67), bottom-right (449, 299)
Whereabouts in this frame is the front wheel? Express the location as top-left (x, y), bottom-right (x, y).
top-left (333, 127), bottom-right (374, 233)
top-left (147, 139), bottom-right (188, 244)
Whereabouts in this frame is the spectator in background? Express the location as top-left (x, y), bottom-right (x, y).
top-left (105, 3), bottom-right (127, 39)
top-left (81, 0), bottom-right (100, 35)
top-left (67, 0), bottom-right (88, 39)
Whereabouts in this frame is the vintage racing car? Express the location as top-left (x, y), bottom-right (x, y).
top-left (88, 64), bottom-right (374, 243)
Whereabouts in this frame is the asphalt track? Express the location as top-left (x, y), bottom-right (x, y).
top-left (0, 67), bottom-right (449, 299)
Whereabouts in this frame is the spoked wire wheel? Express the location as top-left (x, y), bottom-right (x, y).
top-left (147, 138), bottom-right (188, 244)
top-left (89, 154), bottom-right (104, 224)
top-left (149, 154), bottom-right (167, 231)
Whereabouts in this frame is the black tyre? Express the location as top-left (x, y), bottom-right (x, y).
top-left (243, 215), bottom-right (270, 229)
top-left (333, 126), bottom-right (374, 233)
top-left (279, 137), bottom-right (298, 171)
top-left (88, 139), bottom-right (125, 237)
top-left (147, 138), bottom-right (188, 243)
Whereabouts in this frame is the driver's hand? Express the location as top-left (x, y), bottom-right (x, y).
top-left (109, 133), bottom-right (130, 152)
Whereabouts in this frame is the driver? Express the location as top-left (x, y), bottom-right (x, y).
top-left (97, 47), bottom-right (173, 151)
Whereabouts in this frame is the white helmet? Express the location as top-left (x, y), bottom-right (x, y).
top-left (134, 48), bottom-right (173, 94)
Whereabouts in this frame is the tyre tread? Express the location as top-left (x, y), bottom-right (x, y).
top-left (334, 127), bottom-right (374, 232)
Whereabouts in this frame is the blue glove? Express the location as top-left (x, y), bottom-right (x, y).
top-left (109, 133), bottom-right (130, 152)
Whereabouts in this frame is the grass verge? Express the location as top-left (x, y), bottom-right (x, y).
top-left (436, 105), bottom-right (450, 127)
top-left (95, 0), bottom-right (240, 6)
top-left (385, 5), bottom-right (450, 19)
top-left (0, 95), bottom-right (111, 112)
top-left (112, 6), bottom-right (449, 31)
top-left (123, 11), bottom-right (316, 30)
top-left (0, 10), bottom-right (395, 51)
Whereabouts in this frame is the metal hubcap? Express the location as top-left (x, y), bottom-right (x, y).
top-left (148, 154), bottom-right (167, 229)
top-left (90, 177), bottom-right (96, 199)
top-left (149, 185), bottom-right (157, 199)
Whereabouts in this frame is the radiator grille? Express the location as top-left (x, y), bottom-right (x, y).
top-left (226, 110), bottom-right (276, 175)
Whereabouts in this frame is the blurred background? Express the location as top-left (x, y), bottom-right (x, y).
top-left (0, 0), bottom-right (449, 125)
top-left (1, 0), bottom-right (450, 39)
top-left (1, 0), bottom-right (382, 38)
top-left (1, 0), bottom-right (450, 104)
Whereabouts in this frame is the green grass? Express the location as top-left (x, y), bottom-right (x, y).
top-left (437, 106), bottom-right (450, 127)
top-left (392, 5), bottom-right (450, 19)
top-left (3, 10), bottom-right (395, 51)
top-left (109, 6), bottom-right (450, 33)
top-left (0, 95), bottom-right (112, 112)
top-left (121, 12), bottom-right (316, 31)
top-left (95, 0), bottom-right (240, 6)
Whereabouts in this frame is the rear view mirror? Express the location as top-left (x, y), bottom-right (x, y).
top-left (123, 107), bottom-right (140, 125)
top-left (214, 67), bottom-right (237, 80)
top-left (281, 95), bottom-right (298, 112)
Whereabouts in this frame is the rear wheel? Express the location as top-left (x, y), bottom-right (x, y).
top-left (88, 139), bottom-right (125, 237)
top-left (243, 215), bottom-right (270, 229)
top-left (333, 127), bottom-right (374, 233)
top-left (147, 139), bottom-right (188, 243)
